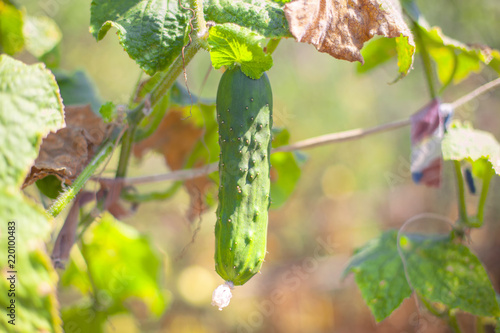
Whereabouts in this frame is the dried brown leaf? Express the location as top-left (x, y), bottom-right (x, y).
top-left (23, 104), bottom-right (112, 187)
top-left (133, 108), bottom-right (212, 221)
top-left (284, 0), bottom-right (413, 63)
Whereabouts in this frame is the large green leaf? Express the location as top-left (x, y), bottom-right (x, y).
top-left (343, 230), bottom-right (412, 322)
top-left (0, 1), bottom-right (24, 55)
top-left (62, 213), bottom-right (167, 318)
top-left (0, 55), bottom-right (64, 333)
top-left (442, 123), bottom-right (500, 176)
top-left (346, 229), bottom-right (500, 321)
top-left (204, 0), bottom-right (291, 38)
top-left (208, 23), bottom-right (272, 79)
top-left (90, 0), bottom-right (190, 75)
top-left (0, 55), bottom-right (64, 188)
top-left (401, 234), bottom-right (500, 317)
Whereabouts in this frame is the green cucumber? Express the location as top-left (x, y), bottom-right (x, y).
top-left (214, 66), bottom-right (273, 287)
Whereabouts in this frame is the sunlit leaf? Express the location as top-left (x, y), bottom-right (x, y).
top-left (442, 123), bottom-right (500, 176)
top-left (395, 35), bottom-right (415, 80)
top-left (99, 101), bottom-right (116, 123)
top-left (62, 213), bottom-right (167, 317)
top-left (0, 1), bottom-right (24, 55)
top-left (204, 0), bottom-right (291, 38)
top-left (418, 25), bottom-right (500, 85)
top-left (401, 0), bottom-right (500, 84)
top-left (208, 23), bottom-right (273, 79)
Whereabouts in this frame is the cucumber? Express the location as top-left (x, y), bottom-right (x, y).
top-left (214, 66), bottom-right (273, 287)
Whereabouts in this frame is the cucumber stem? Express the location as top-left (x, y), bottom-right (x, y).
top-left (47, 140), bottom-right (115, 217)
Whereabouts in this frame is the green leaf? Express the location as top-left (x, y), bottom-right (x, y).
top-left (183, 103), bottom-right (220, 166)
top-left (395, 35), bottom-right (415, 80)
top-left (23, 15), bottom-right (62, 59)
top-left (204, 0), bottom-right (291, 38)
top-left (270, 152), bottom-right (302, 209)
top-left (53, 69), bottom-right (102, 112)
top-left (90, 0), bottom-right (190, 75)
top-left (208, 23), bottom-right (273, 79)
top-left (401, 234), bottom-right (500, 317)
top-left (0, 1), bottom-right (24, 55)
top-left (442, 123), bottom-right (500, 176)
top-left (358, 37), bottom-right (397, 74)
top-left (62, 213), bottom-right (167, 317)
top-left (62, 301), bottom-right (107, 333)
top-left (0, 55), bottom-right (64, 332)
top-left (134, 93), bottom-right (170, 142)
top-left (36, 175), bottom-right (63, 199)
top-left (402, 0), bottom-right (500, 82)
top-left (99, 101), bottom-right (116, 123)
top-left (470, 158), bottom-right (494, 180)
top-left (269, 128), bottom-right (304, 209)
top-left (0, 55), bottom-right (64, 188)
top-left (134, 81), bottom-right (215, 143)
top-left (418, 25), bottom-right (500, 85)
top-left (358, 35), bottom-right (415, 80)
top-left (170, 81), bottom-right (215, 106)
top-left (343, 230), bottom-right (412, 322)
top-left (271, 127), bottom-right (290, 148)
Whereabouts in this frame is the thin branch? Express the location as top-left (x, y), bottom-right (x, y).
top-left (97, 118), bottom-right (409, 186)
top-left (273, 118), bottom-right (410, 153)
top-left (450, 77), bottom-right (500, 109)
top-left (453, 160), bottom-right (469, 229)
top-left (95, 77), bottom-right (500, 186)
top-left (48, 140), bottom-right (116, 217)
top-left (98, 163), bottom-right (218, 186)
